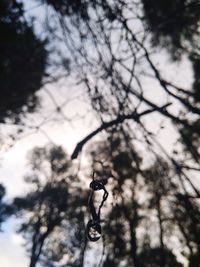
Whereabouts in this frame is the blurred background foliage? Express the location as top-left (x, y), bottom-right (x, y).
top-left (0, 0), bottom-right (200, 266)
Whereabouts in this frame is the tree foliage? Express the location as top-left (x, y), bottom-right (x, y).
top-left (0, 184), bottom-right (13, 230)
top-left (0, 0), bottom-right (47, 122)
top-left (14, 145), bottom-right (88, 267)
top-left (87, 132), bottom-right (186, 266)
top-left (1, 0), bottom-right (200, 266)
top-left (142, 0), bottom-right (200, 56)
top-left (138, 247), bottom-right (183, 267)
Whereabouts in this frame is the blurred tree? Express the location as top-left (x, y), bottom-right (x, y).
top-left (143, 160), bottom-right (174, 267)
top-left (0, 0), bottom-right (47, 122)
top-left (14, 145), bottom-right (88, 267)
top-left (2, 0), bottom-right (197, 198)
top-left (0, 184), bottom-right (13, 230)
top-left (141, 0), bottom-right (200, 57)
top-left (87, 131), bottom-right (141, 266)
top-left (190, 54), bottom-right (200, 102)
top-left (140, 0), bottom-right (200, 166)
top-left (0, 184), bottom-right (7, 229)
top-left (14, 180), bottom-right (69, 267)
top-left (179, 119), bottom-right (200, 163)
top-left (88, 131), bottom-right (193, 266)
top-left (138, 247), bottom-right (183, 267)
top-left (1, 1), bottom-right (200, 266)
top-left (173, 193), bottom-right (200, 265)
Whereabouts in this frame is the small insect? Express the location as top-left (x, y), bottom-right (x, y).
top-left (87, 171), bottom-right (109, 241)
top-left (87, 219), bottom-right (102, 242)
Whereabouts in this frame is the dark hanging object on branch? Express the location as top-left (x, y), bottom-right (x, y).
top-left (87, 172), bottom-right (109, 242)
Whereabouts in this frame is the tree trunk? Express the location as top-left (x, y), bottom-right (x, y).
top-left (29, 232), bottom-right (48, 267)
top-left (29, 254), bottom-right (38, 267)
top-left (129, 219), bottom-right (139, 267)
top-left (29, 233), bottom-right (39, 267)
top-left (79, 235), bottom-right (88, 267)
top-left (157, 196), bottom-right (165, 267)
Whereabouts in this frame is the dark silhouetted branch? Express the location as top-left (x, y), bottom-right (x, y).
top-left (71, 103), bottom-right (171, 159)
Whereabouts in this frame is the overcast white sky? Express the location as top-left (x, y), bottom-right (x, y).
top-left (0, 90), bottom-right (100, 267)
top-left (0, 59), bottom-right (192, 267)
top-left (0, 1), bottom-right (195, 266)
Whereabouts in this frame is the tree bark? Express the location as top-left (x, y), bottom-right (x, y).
top-left (29, 253), bottom-right (38, 267)
top-left (129, 219), bottom-right (139, 267)
top-left (157, 196), bottom-right (165, 267)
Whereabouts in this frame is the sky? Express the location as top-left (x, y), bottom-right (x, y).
top-left (0, 85), bottom-right (100, 266)
top-left (0, 1), bottom-right (196, 266)
top-left (0, 57), bottom-right (192, 267)
top-left (0, 3), bottom-right (99, 265)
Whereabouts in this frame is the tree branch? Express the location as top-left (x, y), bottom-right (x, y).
top-left (71, 103), bottom-right (171, 159)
